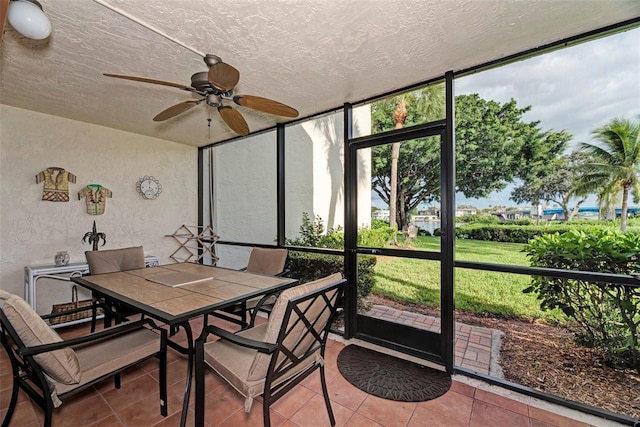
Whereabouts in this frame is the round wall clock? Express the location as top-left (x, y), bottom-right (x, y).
top-left (136, 175), bottom-right (162, 200)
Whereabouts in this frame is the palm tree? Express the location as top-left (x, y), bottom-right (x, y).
top-left (388, 85), bottom-right (445, 232)
top-left (389, 97), bottom-right (407, 233)
top-left (575, 118), bottom-right (640, 232)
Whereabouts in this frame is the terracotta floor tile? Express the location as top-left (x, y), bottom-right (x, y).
top-left (327, 372), bottom-right (369, 410)
top-left (102, 372), bottom-right (162, 411)
top-left (531, 419), bottom-right (556, 427)
top-left (473, 388), bottom-right (528, 416)
top-left (289, 393), bottom-right (354, 427)
top-left (270, 384), bottom-right (316, 418)
top-left (172, 369), bottom-right (227, 407)
top-left (345, 412), bottom-right (385, 426)
top-left (1, 400), bottom-right (39, 427)
top-left (88, 413), bottom-right (126, 426)
top-left (356, 395), bottom-right (417, 427)
top-left (408, 404), bottom-right (468, 427)
top-left (470, 399), bottom-right (530, 427)
top-left (218, 400), bottom-right (287, 427)
top-left (415, 391), bottom-right (474, 425)
top-left (300, 366), bottom-right (338, 393)
top-left (0, 371), bottom-right (12, 392)
top-left (0, 384), bottom-right (28, 409)
top-left (150, 357), bottom-right (190, 386)
top-left (528, 406), bottom-right (591, 427)
top-left (2, 322), bottom-right (618, 427)
top-left (152, 406), bottom-right (201, 427)
top-left (34, 393), bottom-right (114, 427)
top-left (117, 392), bottom-right (183, 426)
top-left (324, 343), bottom-right (345, 372)
top-left (201, 381), bottom-right (245, 426)
top-left (449, 380), bottom-right (475, 398)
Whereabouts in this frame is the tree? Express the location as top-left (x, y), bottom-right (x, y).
top-left (371, 136), bottom-right (440, 228)
top-left (511, 150), bottom-right (590, 221)
top-left (575, 118), bottom-right (640, 232)
top-left (455, 95), bottom-right (548, 198)
top-left (389, 98), bottom-right (407, 232)
top-left (371, 85), bottom-right (445, 230)
top-left (372, 93), bottom-right (562, 230)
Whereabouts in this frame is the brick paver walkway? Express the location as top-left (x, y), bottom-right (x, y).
top-left (365, 305), bottom-right (502, 376)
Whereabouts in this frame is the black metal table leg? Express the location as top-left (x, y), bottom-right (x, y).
top-left (166, 322), bottom-right (194, 427)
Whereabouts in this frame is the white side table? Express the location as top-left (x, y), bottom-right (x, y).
top-left (24, 256), bottom-right (160, 325)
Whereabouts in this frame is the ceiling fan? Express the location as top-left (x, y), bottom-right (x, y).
top-left (104, 54), bottom-right (299, 136)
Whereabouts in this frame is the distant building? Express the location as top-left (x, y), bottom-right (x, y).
top-left (492, 208), bottom-right (533, 221)
top-left (456, 207), bottom-right (477, 217)
top-left (372, 209), bottom-right (390, 220)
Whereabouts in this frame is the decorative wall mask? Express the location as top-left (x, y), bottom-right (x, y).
top-left (35, 167), bottom-right (76, 202)
top-left (78, 184), bottom-right (112, 215)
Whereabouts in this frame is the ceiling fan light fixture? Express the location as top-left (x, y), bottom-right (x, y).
top-left (7, 0), bottom-right (52, 40)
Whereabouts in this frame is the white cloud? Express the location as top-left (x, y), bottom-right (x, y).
top-left (456, 28), bottom-right (640, 148)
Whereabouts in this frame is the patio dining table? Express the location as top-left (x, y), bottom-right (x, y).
top-left (71, 262), bottom-right (298, 427)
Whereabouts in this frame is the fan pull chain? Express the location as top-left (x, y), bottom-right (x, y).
top-left (208, 117), bottom-right (212, 140)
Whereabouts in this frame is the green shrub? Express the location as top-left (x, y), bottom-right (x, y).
top-left (371, 219), bottom-right (390, 229)
top-left (524, 229), bottom-right (640, 369)
top-left (457, 214), bottom-right (501, 224)
top-left (286, 251), bottom-right (376, 308)
top-left (287, 213), bottom-right (394, 249)
top-left (455, 223), bottom-right (591, 243)
top-left (286, 212), bottom-right (381, 308)
top-left (358, 226), bottom-right (396, 247)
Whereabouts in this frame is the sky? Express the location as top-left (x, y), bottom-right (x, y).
top-left (452, 27), bottom-right (640, 209)
top-left (371, 26), bottom-right (640, 210)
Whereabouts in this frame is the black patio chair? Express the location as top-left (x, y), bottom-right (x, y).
top-left (0, 290), bottom-right (167, 427)
top-left (195, 272), bottom-right (346, 427)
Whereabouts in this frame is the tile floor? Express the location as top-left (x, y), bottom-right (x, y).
top-left (0, 316), bottom-right (623, 427)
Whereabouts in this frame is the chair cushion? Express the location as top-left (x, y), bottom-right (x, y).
top-left (202, 324), bottom-right (268, 400)
top-left (53, 327), bottom-right (160, 395)
top-left (247, 273), bottom-right (343, 381)
top-left (246, 248), bottom-right (288, 276)
top-left (85, 246), bottom-right (145, 274)
top-left (0, 295), bottom-right (81, 384)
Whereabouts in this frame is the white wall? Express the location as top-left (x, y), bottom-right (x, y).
top-left (206, 106), bottom-right (372, 269)
top-left (0, 105), bottom-right (197, 313)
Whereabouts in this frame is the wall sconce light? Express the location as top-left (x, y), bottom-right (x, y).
top-left (7, 0), bottom-right (52, 40)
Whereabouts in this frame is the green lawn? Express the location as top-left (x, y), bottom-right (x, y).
top-left (372, 235), bottom-right (565, 322)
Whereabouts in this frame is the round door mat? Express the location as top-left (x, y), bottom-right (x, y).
top-left (336, 344), bottom-right (451, 402)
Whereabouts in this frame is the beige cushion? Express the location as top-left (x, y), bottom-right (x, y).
top-left (53, 327), bottom-right (160, 395)
top-left (247, 272), bottom-right (343, 381)
top-left (246, 248), bottom-right (288, 276)
top-left (202, 324), bottom-right (268, 401)
top-left (1, 295), bottom-right (81, 384)
top-left (85, 246), bottom-right (145, 274)
top-left (202, 273), bottom-right (343, 405)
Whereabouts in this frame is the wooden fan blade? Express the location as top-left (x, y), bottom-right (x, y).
top-left (218, 106), bottom-right (249, 136)
top-left (208, 62), bottom-right (240, 91)
top-left (104, 73), bottom-right (195, 92)
top-left (233, 95), bottom-right (299, 118)
top-left (153, 101), bottom-right (200, 121)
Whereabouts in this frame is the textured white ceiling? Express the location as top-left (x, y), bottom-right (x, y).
top-left (1, 0), bottom-right (639, 147)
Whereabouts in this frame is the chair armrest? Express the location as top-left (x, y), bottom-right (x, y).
top-left (202, 324), bottom-right (277, 354)
top-left (275, 268), bottom-right (290, 277)
top-left (19, 318), bottom-right (160, 357)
